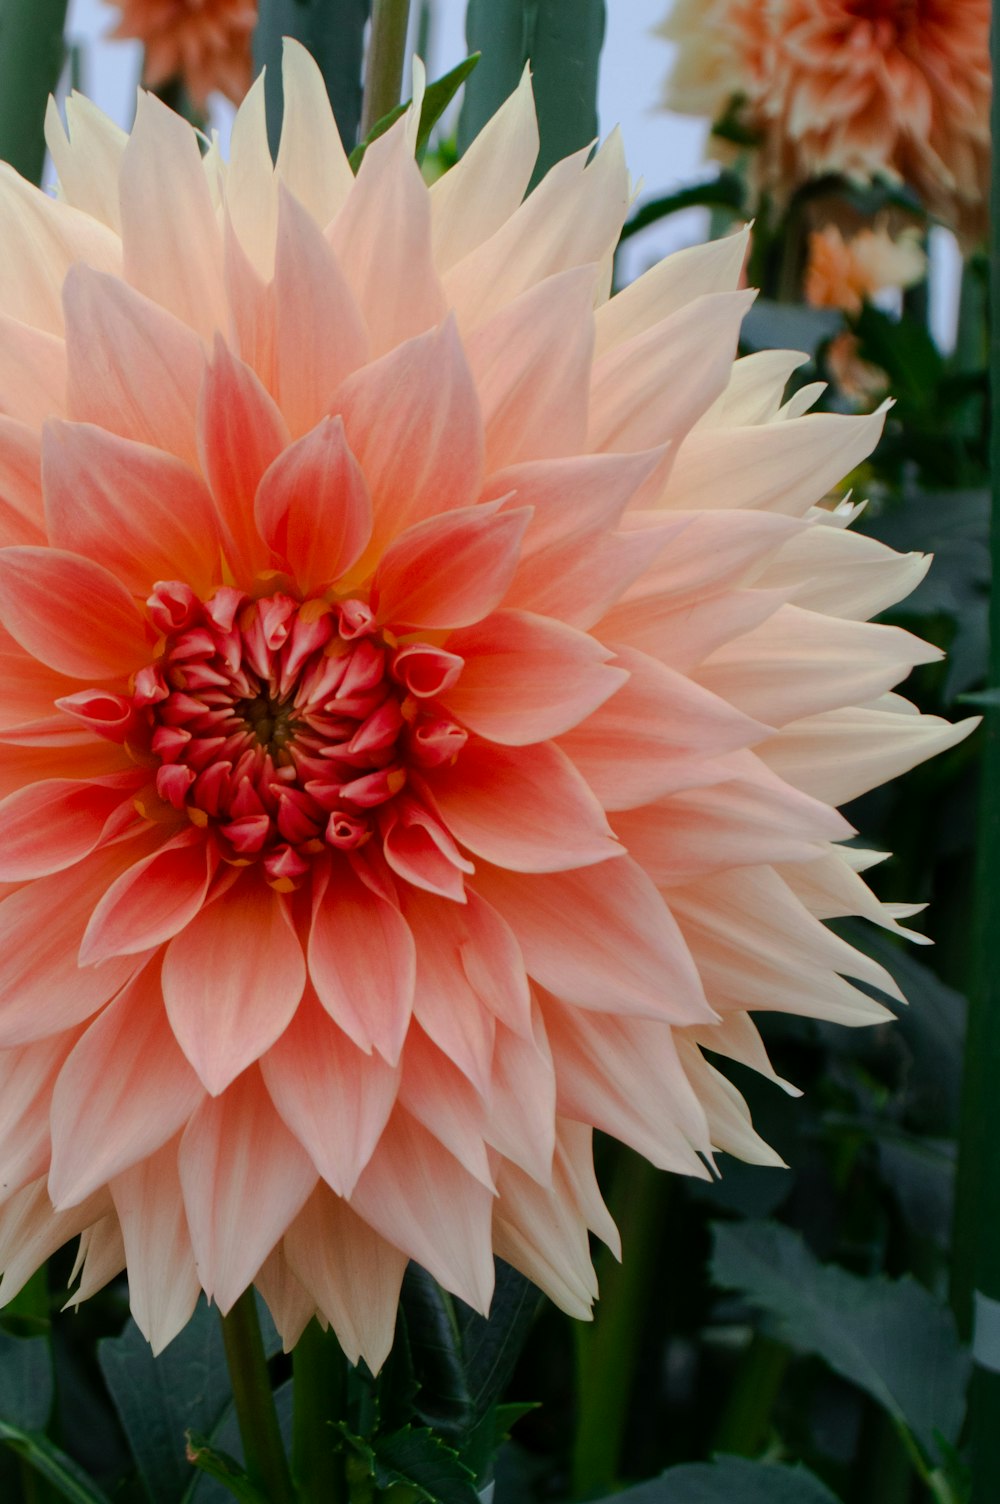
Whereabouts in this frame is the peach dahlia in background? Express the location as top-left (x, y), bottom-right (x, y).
top-left (660, 0), bottom-right (991, 242)
top-left (0, 44), bottom-right (974, 1365)
top-left (111, 0), bottom-right (256, 108)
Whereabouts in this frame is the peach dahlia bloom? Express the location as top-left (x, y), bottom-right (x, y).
top-left (661, 0), bottom-right (991, 241)
top-left (0, 45), bottom-right (972, 1365)
top-left (805, 222), bottom-right (926, 315)
top-left (111, 0), bottom-right (256, 108)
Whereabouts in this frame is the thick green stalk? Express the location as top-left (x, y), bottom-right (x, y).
top-left (571, 1150), bottom-right (666, 1497)
top-left (0, 0), bottom-right (69, 183)
top-left (712, 1334), bottom-right (789, 1455)
top-left (293, 1320), bottom-right (347, 1504)
top-left (253, 0), bottom-right (371, 156)
top-left (459, 0), bottom-right (606, 188)
top-left (359, 0), bottom-right (412, 140)
top-left (952, 4), bottom-right (1000, 1498)
top-left (220, 1291), bottom-right (296, 1504)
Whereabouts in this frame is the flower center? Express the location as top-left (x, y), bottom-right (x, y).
top-left (119, 581), bottom-right (467, 888)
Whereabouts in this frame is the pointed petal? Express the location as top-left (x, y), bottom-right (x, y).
top-left (272, 187), bottom-right (369, 437)
top-left (333, 319), bottom-right (485, 550)
top-left (757, 696), bottom-right (979, 805)
top-left (397, 1025), bottom-right (494, 1185)
top-left (0, 163), bottom-right (121, 335)
top-left (261, 989), bottom-right (400, 1196)
top-left (0, 845), bottom-right (150, 1046)
top-left (284, 1186), bottom-right (407, 1372)
top-left (466, 266), bottom-right (596, 471)
top-left (613, 761), bottom-right (850, 886)
top-left (197, 335), bottom-right (289, 583)
top-left (399, 887), bottom-right (499, 1094)
top-left (589, 290), bottom-right (754, 453)
top-left (474, 856), bottom-right (715, 1024)
top-left (484, 1007), bottom-right (556, 1183)
top-left (426, 737), bottom-right (621, 872)
top-left (594, 227), bottom-right (749, 354)
top-left (0, 1178), bottom-right (110, 1307)
top-left (373, 505), bottom-right (529, 631)
top-left (111, 1138), bottom-right (201, 1353)
top-left (43, 421), bottom-right (221, 597)
top-left (658, 406), bottom-right (886, 516)
top-left (543, 999), bottom-right (712, 1175)
top-left (120, 92), bottom-right (226, 342)
top-left (493, 1155), bottom-right (597, 1321)
top-left (80, 830), bottom-right (214, 965)
top-left (45, 92), bottom-right (127, 232)
top-left (444, 133), bottom-right (629, 332)
top-left (558, 644), bottom-right (766, 809)
top-left (255, 415), bottom-right (372, 591)
top-left (162, 880), bottom-right (306, 1095)
top-left (430, 67), bottom-right (538, 272)
top-left (49, 963), bottom-right (204, 1207)
top-left (441, 610), bottom-right (627, 744)
top-left (64, 265), bottom-right (206, 469)
top-left (276, 39), bottom-right (355, 225)
top-left (695, 603), bottom-right (941, 726)
top-left (0, 772), bottom-right (143, 881)
top-left (0, 312), bottom-right (67, 428)
top-left (328, 119), bottom-right (446, 357)
top-left (0, 546), bottom-right (149, 681)
top-left (350, 1107), bottom-right (496, 1313)
top-left (0, 1035), bottom-right (76, 1202)
top-left (307, 858), bottom-right (415, 1061)
top-left (178, 1071), bottom-right (317, 1312)
top-left (255, 1246), bottom-right (316, 1352)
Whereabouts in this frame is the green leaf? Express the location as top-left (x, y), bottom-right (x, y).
top-left (184, 1435), bottom-right (270, 1504)
top-left (0, 1327), bottom-right (53, 1430)
top-left (0, 1422), bottom-right (113, 1504)
top-left (400, 1268), bottom-right (474, 1440)
top-left (588, 1455), bottom-right (842, 1503)
top-left (187, 1380), bottom-right (293, 1504)
top-left (373, 1426), bottom-right (479, 1504)
top-left (98, 1294), bottom-right (281, 1504)
top-left (622, 175), bottom-right (748, 240)
top-left (459, 0), bottom-right (605, 187)
top-left (0, 0), bottom-right (68, 183)
top-left (710, 1220), bottom-right (971, 1461)
top-left (454, 1261), bottom-right (542, 1423)
top-left (253, 0), bottom-right (370, 157)
top-left (349, 53), bottom-right (481, 171)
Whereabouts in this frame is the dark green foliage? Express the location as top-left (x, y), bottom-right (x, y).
top-left (711, 1221), bottom-right (970, 1462)
top-left (590, 1455), bottom-right (842, 1503)
top-left (0, 0), bottom-right (67, 182)
top-left (459, 0), bottom-right (605, 186)
top-left (252, 0), bottom-right (371, 156)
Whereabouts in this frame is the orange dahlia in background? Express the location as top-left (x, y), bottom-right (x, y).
top-left (805, 221), bottom-right (926, 315)
top-left (110, 0), bottom-right (256, 108)
top-left (0, 43), bottom-right (973, 1365)
top-left (660, 0), bottom-right (991, 243)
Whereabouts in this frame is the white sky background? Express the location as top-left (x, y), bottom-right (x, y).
top-left (62, 0), bottom-right (959, 344)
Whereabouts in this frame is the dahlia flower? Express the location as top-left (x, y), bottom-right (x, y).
top-left (110, 0), bottom-right (256, 108)
top-left (805, 222), bottom-right (926, 316)
top-left (659, 0), bottom-right (991, 242)
top-left (0, 44), bottom-right (972, 1366)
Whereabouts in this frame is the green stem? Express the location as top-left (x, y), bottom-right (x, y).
top-left (571, 1150), bottom-right (666, 1497)
top-left (359, 0), bottom-right (412, 140)
top-left (220, 1292), bottom-right (296, 1504)
top-left (0, 0), bottom-right (69, 184)
top-left (712, 1334), bottom-right (790, 1455)
top-left (293, 1320), bottom-right (347, 1504)
top-left (952, 3), bottom-right (1000, 1499)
